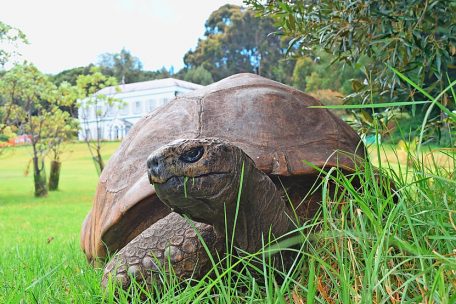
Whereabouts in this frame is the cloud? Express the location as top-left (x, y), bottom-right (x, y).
top-left (0, 0), bottom-right (244, 74)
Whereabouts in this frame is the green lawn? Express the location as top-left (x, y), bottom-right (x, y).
top-left (0, 142), bottom-right (455, 303)
top-left (0, 142), bottom-right (120, 303)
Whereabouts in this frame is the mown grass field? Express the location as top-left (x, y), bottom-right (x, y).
top-left (0, 142), bottom-right (120, 303)
top-left (0, 141), bottom-right (455, 303)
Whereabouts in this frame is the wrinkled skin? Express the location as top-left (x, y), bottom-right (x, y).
top-left (148, 138), bottom-right (243, 229)
top-left (148, 138), bottom-right (293, 253)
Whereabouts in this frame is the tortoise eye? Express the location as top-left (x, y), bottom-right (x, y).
top-left (180, 146), bottom-right (204, 163)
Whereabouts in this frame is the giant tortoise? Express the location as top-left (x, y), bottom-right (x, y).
top-left (80, 73), bottom-right (365, 288)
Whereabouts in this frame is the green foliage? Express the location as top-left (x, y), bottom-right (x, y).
top-left (50, 65), bottom-right (95, 86)
top-left (76, 66), bottom-right (118, 96)
top-left (98, 48), bottom-right (143, 84)
top-left (291, 56), bottom-right (313, 90)
top-left (248, 0), bottom-right (456, 100)
top-left (97, 48), bottom-right (174, 84)
top-left (51, 50), bottom-right (174, 94)
top-left (46, 106), bottom-right (79, 162)
top-left (183, 66), bottom-right (214, 85)
top-left (0, 63), bottom-right (56, 146)
top-left (137, 67), bottom-right (173, 81)
top-left (0, 21), bottom-right (27, 66)
top-left (292, 51), bottom-right (369, 95)
top-left (247, 0), bottom-right (456, 144)
top-left (183, 4), bottom-right (295, 83)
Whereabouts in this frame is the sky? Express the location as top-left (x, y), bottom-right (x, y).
top-left (0, 0), bottom-right (244, 74)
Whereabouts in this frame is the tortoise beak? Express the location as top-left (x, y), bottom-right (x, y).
top-left (147, 154), bottom-right (170, 184)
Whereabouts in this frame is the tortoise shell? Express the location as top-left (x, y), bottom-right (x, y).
top-left (81, 73), bottom-right (364, 261)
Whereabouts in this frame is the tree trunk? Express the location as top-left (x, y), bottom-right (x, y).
top-left (92, 153), bottom-right (105, 176)
top-left (48, 160), bottom-right (61, 191)
top-left (33, 156), bottom-right (48, 197)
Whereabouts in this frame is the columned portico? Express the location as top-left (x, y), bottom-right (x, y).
top-left (108, 119), bottom-right (132, 141)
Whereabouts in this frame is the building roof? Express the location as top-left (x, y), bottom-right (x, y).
top-left (96, 78), bottom-right (203, 96)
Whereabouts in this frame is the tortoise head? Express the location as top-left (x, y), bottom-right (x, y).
top-left (147, 138), bottom-right (248, 228)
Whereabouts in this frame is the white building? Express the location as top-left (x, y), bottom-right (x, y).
top-left (78, 78), bottom-right (202, 141)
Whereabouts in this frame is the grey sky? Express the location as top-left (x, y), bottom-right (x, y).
top-left (0, 0), bottom-right (244, 74)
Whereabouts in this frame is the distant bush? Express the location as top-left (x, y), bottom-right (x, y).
top-left (0, 134), bottom-right (9, 142)
top-left (309, 89), bottom-right (345, 117)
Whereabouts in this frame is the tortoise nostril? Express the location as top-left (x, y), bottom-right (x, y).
top-left (151, 158), bottom-right (158, 168)
top-left (147, 156), bottom-right (161, 176)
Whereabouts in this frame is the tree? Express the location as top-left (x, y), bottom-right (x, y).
top-left (46, 83), bottom-right (79, 190)
top-left (0, 78), bottom-right (21, 135)
top-left (292, 51), bottom-right (369, 94)
top-left (247, 0), bottom-right (456, 144)
top-left (183, 4), bottom-right (295, 83)
top-left (76, 67), bottom-right (122, 175)
top-left (98, 48), bottom-right (142, 84)
top-left (0, 94), bottom-right (20, 155)
top-left (0, 63), bottom-right (61, 197)
top-left (0, 21), bottom-right (27, 155)
top-left (51, 65), bottom-right (95, 86)
top-left (183, 66), bottom-right (214, 85)
top-left (96, 49), bottom-right (178, 84)
top-left (292, 57), bottom-right (314, 91)
top-left (247, 0), bottom-right (456, 102)
top-left (98, 48), bottom-right (143, 84)
top-left (49, 65), bottom-right (96, 119)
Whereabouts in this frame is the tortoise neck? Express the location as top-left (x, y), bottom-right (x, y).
top-left (222, 161), bottom-right (293, 253)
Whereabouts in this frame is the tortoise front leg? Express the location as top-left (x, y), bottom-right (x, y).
top-left (102, 212), bottom-right (224, 289)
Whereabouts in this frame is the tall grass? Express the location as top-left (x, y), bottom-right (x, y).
top-left (104, 143), bottom-right (454, 303)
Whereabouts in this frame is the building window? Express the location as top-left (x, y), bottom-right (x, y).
top-left (85, 129), bottom-right (91, 140)
top-left (120, 104), bottom-right (128, 116)
top-left (106, 105), bottom-right (114, 117)
top-left (120, 104), bottom-right (128, 115)
top-left (113, 126), bottom-right (119, 140)
top-left (161, 97), bottom-right (170, 106)
top-left (95, 105), bottom-right (104, 117)
top-left (148, 99), bottom-right (156, 111)
top-left (84, 106), bottom-right (93, 120)
top-left (134, 101), bottom-right (142, 114)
